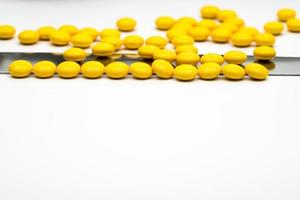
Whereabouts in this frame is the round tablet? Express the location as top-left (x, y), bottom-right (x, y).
top-left (116, 17), bottom-right (136, 32)
top-left (0, 25), bottom-right (16, 39)
top-left (174, 64), bottom-right (198, 81)
top-left (277, 8), bottom-right (297, 22)
top-left (138, 45), bottom-right (160, 58)
top-left (222, 64), bottom-right (245, 80)
top-left (264, 21), bottom-right (284, 35)
top-left (130, 62), bottom-right (152, 79)
top-left (287, 18), bottom-right (300, 32)
top-left (211, 28), bottom-right (232, 43)
top-left (200, 5), bottom-right (219, 19)
top-left (217, 9), bottom-right (237, 22)
top-left (101, 36), bottom-right (123, 50)
top-left (175, 45), bottom-right (198, 54)
top-left (200, 53), bottom-right (224, 65)
top-left (152, 59), bottom-right (174, 79)
top-left (58, 25), bottom-right (78, 36)
top-left (166, 28), bottom-right (187, 41)
top-left (63, 47), bottom-right (87, 62)
top-left (188, 26), bottom-right (210, 41)
top-left (49, 31), bottom-right (71, 46)
top-left (197, 19), bottom-right (218, 30)
top-left (78, 27), bottom-right (98, 41)
top-left (253, 46), bottom-right (276, 60)
top-left (153, 49), bottom-right (176, 62)
top-left (105, 62), bottom-right (129, 79)
top-left (92, 42), bottom-right (115, 57)
top-left (123, 35), bottom-right (144, 50)
top-left (18, 30), bottom-right (39, 44)
top-left (198, 62), bottom-right (222, 80)
top-left (71, 33), bottom-right (93, 48)
top-left (37, 26), bottom-right (56, 40)
top-left (231, 32), bottom-right (253, 47)
top-left (9, 60), bottom-right (32, 78)
top-left (56, 61), bottom-right (81, 78)
top-left (33, 61), bottom-right (56, 78)
top-left (224, 17), bottom-right (245, 27)
top-left (81, 61), bottom-right (105, 78)
top-left (176, 52), bottom-right (200, 65)
top-left (224, 50), bottom-right (247, 64)
top-left (171, 35), bottom-right (194, 47)
top-left (155, 16), bottom-right (176, 30)
top-left (245, 63), bottom-right (269, 80)
top-left (99, 28), bottom-right (121, 38)
top-left (254, 33), bottom-right (276, 46)
top-left (238, 26), bottom-right (259, 37)
top-left (145, 36), bottom-right (168, 48)
top-left (176, 16), bottom-right (197, 26)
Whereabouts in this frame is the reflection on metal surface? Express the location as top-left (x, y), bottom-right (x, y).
top-left (0, 52), bottom-right (300, 76)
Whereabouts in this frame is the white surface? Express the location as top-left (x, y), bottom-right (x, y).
top-left (0, 0), bottom-right (300, 200)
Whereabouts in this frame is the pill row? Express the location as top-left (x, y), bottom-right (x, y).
top-left (8, 59), bottom-right (269, 81)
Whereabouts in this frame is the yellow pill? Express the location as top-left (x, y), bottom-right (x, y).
top-left (211, 28), bottom-right (232, 43)
top-left (217, 10), bottom-right (237, 22)
top-left (175, 45), bottom-right (198, 54)
top-left (33, 61), bottom-right (56, 78)
top-left (222, 64), bottom-right (245, 80)
top-left (245, 63), bottom-right (269, 80)
top-left (116, 17), bottom-right (136, 32)
top-left (198, 63), bottom-right (221, 80)
top-left (287, 18), bottom-right (300, 32)
top-left (71, 33), bottom-right (93, 48)
top-left (200, 5), bottom-right (219, 19)
top-left (37, 26), bottom-right (56, 40)
top-left (18, 30), bottom-right (39, 44)
top-left (9, 60), bottom-right (32, 78)
top-left (176, 52), bottom-right (200, 65)
top-left (155, 16), bottom-right (176, 30)
top-left (200, 53), bottom-right (224, 65)
top-left (145, 36), bottom-right (168, 48)
top-left (219, 22), bottom-right (239, 33)
top-left (78, 27), bottom-right (98, 41)
top-left (254, 33), bottom-right (276, 46)
top-left (138, 45), bottom-right (160, 58)
top-left (264, 21), bottom-right (284, 35)
top-left (92, 42), bottom-right (115, 56)
top-left (152, 59), bottom-right (174, 79)
top-left (171, 35), bottom-right (194, 47)
top-left (253, 46), bottom-right (276, 60)
top-left (49, 31), bottom-right (71, 46)
top-left (176, 16), bottom-right (197, 26)
top-left (57, 61), bottom-right (80, 78)
top-left (230, 32), bottom-right (253, 47)
top-left (58, 25), bottom-right (78, 36)
top-left (171, 22), bottom-right (193, 32)
top-left (153, 49), bottom-right (176, 62)
top-left (277, 8), bottom-right (297, 22)
top-left (224, 50), bottom-right (247, 64)
top-left (123, 35), bottom-right (144, 50)
top-left (130, 62), bottom-right (152, 79)
top-left (101, 36), bottom-right (122, 50)
top-left (197, 19), bottom-right (218, 30)
top-left (0, 25), bottom-right (16, 39)
top-left (188, 26), bottom-right (210, 41)
top-left (238, 26), bottom-right (259, 37)
top-left (63, 47), bottom-right (87, 62)
top-left (81, 61), bottom-right (105, 78)
top-left (99, 28), bottom-right (121, 38)
top-left (166, 28), bottom-right (187, 41)
top-left (224, 17), bottom-right (245, 27)
top-left (174, 64), bottom-right (198, 81)
top-left (105, 62), bottom-right (129, 79)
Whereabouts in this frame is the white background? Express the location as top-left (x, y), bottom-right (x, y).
top-left (0, 0), bottom-right (300, 200)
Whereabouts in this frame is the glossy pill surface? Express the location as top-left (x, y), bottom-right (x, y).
top-left (222, 64), bottom-right (245, 80)
top-left (245, 63), bottom-right (269, 80)
top-left (174, 64), bottom-right (198, 81)
top-left (175, 45), bottom-right (198, 54)
top-left (177, 16), bottom-right (197, 26)
top-left (264, 21), bottom-right (284, 35)
top-left (130, 62), bottom-right (152, 79)
top-left (153, 49), bottom-right (176, 62)
top-left (138, 45), bottom-right (160, 58)
top-left (253, 46), bottom-right (276, 60)
top-left (123, 35), bottom-right (144, 49)
top-left (254, 33), bottom-right (276, 46)
top-left (145, 36), bottom-right (168, 48)
top-left (211, 28), bottom-right (232, 43)
top-left (224, 50), bottom-right (247, 64)
top-left (33, 61), bottom-right (56, 78)
top-left (9, 60), bottom-right (32, 78)
top-left (200, 5), bottom-right (219, 19)
top-left (188, 26), bottom-right (210, 41)
top-left (58, 25), bottom-right (78, 36)
top-left (71, 33), bottom-right (93, 48)
top-left (166, 28), bottom-right (187, 41)
top-left (81, 61), bottom-right (105, 78)
top-left (18, 30), bottom-right (39, 44)
top-left (99, 28), bottom-right (121, 38)
top-left (197, 19), bottom-right (218, 30)
top-left (37, 26), bottom-right (56, 40)
top-left (287, 18), bottom-right (300, 32)
top-left (171, 35), bottom-right (194, 47)
top-left (238, 26), bottom-right (259, 37)
top-left (277, 8), bottom-right (296, 22)
top-left (152, 59), bottom-right (174, 79)
top-left (0, 25), bottom-right (16, 39)
top-left (101, 37), bottom-right (122, 50)
top-left (92, 43), bottom-right (115, 56)
top-left (116, 17), bottom-right (136, 31)
top-left (198, 63), bottom-right (221, 80)
top-left (49, 31), bottom-right (71, 46)
top-left (56, 61), bottom-right (81, 78)
top-left (155, 16), bottom-right (176, 30)
top-left (78, 27), bottom-right (98, 41)
top-left (200, 53), bottom-right (224, 65)
top-left (224, 17), bottom-right (245, 27)
top-left (63, 48), bottom-right (87, 62)
top-left (171, 23), bottom-right (193, 32)
top-left (217, 10), bottom-right (237, 22)
top-left (105, 62), bottom-right (129, 79)
top-left (176, 52), bottom-right (200, 65)
top-left (231, 32), bottom-right (253, 47)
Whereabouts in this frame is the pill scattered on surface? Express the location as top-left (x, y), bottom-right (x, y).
top-left (174, 64), bottom-right (198, 81)
top-left (254, 33), bottom-right (276, 46)
top-left (152, 59), bottom-right (174, 79)
top-left (92, 42), bottom-right (115, 57)
top-left (63, 47), bottom-right (87, 62)
top-left (219, 22), bottom-right (239, 33)
top-left (37, 26), bottom-right (56, 40)
top-left (116, 17), bottom-right (136, 32)
top-left (188, 26), bottom-right (210, 41)
top-left (99, 28), bottom-right (121, 38)
top-left (211, 28), bottom-right (232, 43)
top-left (58, 25), bottom-right (78, 36)
top-left (78, 27), bottom-right (98, 41)
top-left (198, 62), bottom-right (221, 80)
top-left (217, 9), bottom-right (237, 22)
top-left (81, 61), bottom-right (105, 78)
top-left (18, 30), bottom-right (39, 44)
top-left (175, 45), bottom-right (198, 54)
top-left (153, 49), bottom-right (176, 62)
top-left (166, 28), bottom-right (187, 41)
top-left (222, 64), bottom-right (245, 80)
top-left (238, 26), bottom-right (259, 37)
top-left (277, 8), bottom-right (297, 22)
top-left (155, 16), bottom-right (176, 30)
top-left (49, 31), bottom-right (71, 46)
top-left (245, 63), bottom-right (269, 80)
top-left (0, 25), bottom-right (16, 39)
top-left (287, 18), bottom-right (300, 32)
top-left (224, 50), bottom-right (247, 64)
top-left (145, 36), bottom-right (168, 48)
top-left (171, 23), bottom-right (193, 32)
top-left (171, 35), bottom-right (194, 47)
top-left (101, 36), bottom-right (122, 50)
top-left (130, 62), bottom-right (152, 79)
top-left (231, 32), bottom-right (253, 47)
top-left (200, 53), bottom-right (224, 65)
top-left (105, 61), bottom-right (129, 79)
top-left (71, 33), bottom-right (93, 48)
top-left (224, 17), bottom-right (245, 27)
top-left (176, 52), bottom-right (200, 65)
top-left (138, 45), bottom-right (160, 58)
top-left (253, 46), bottom-right (276, 60)
top-left (123, 35), bottom-right (144, 50)
top-left (197, 19), bottom-right (218, 30)
top-left (200, 5), bottom-right (219, 19)
top-left (176, 16), bottom-right (197, 26)
top-left (9, 60), bottom-right (32, 78)
top-left (56, 61), bottom-right (81, 78)
top-left (33, 61), bottom-right (56, 78)
top-left (264, 21), bottom-right (284, 35)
